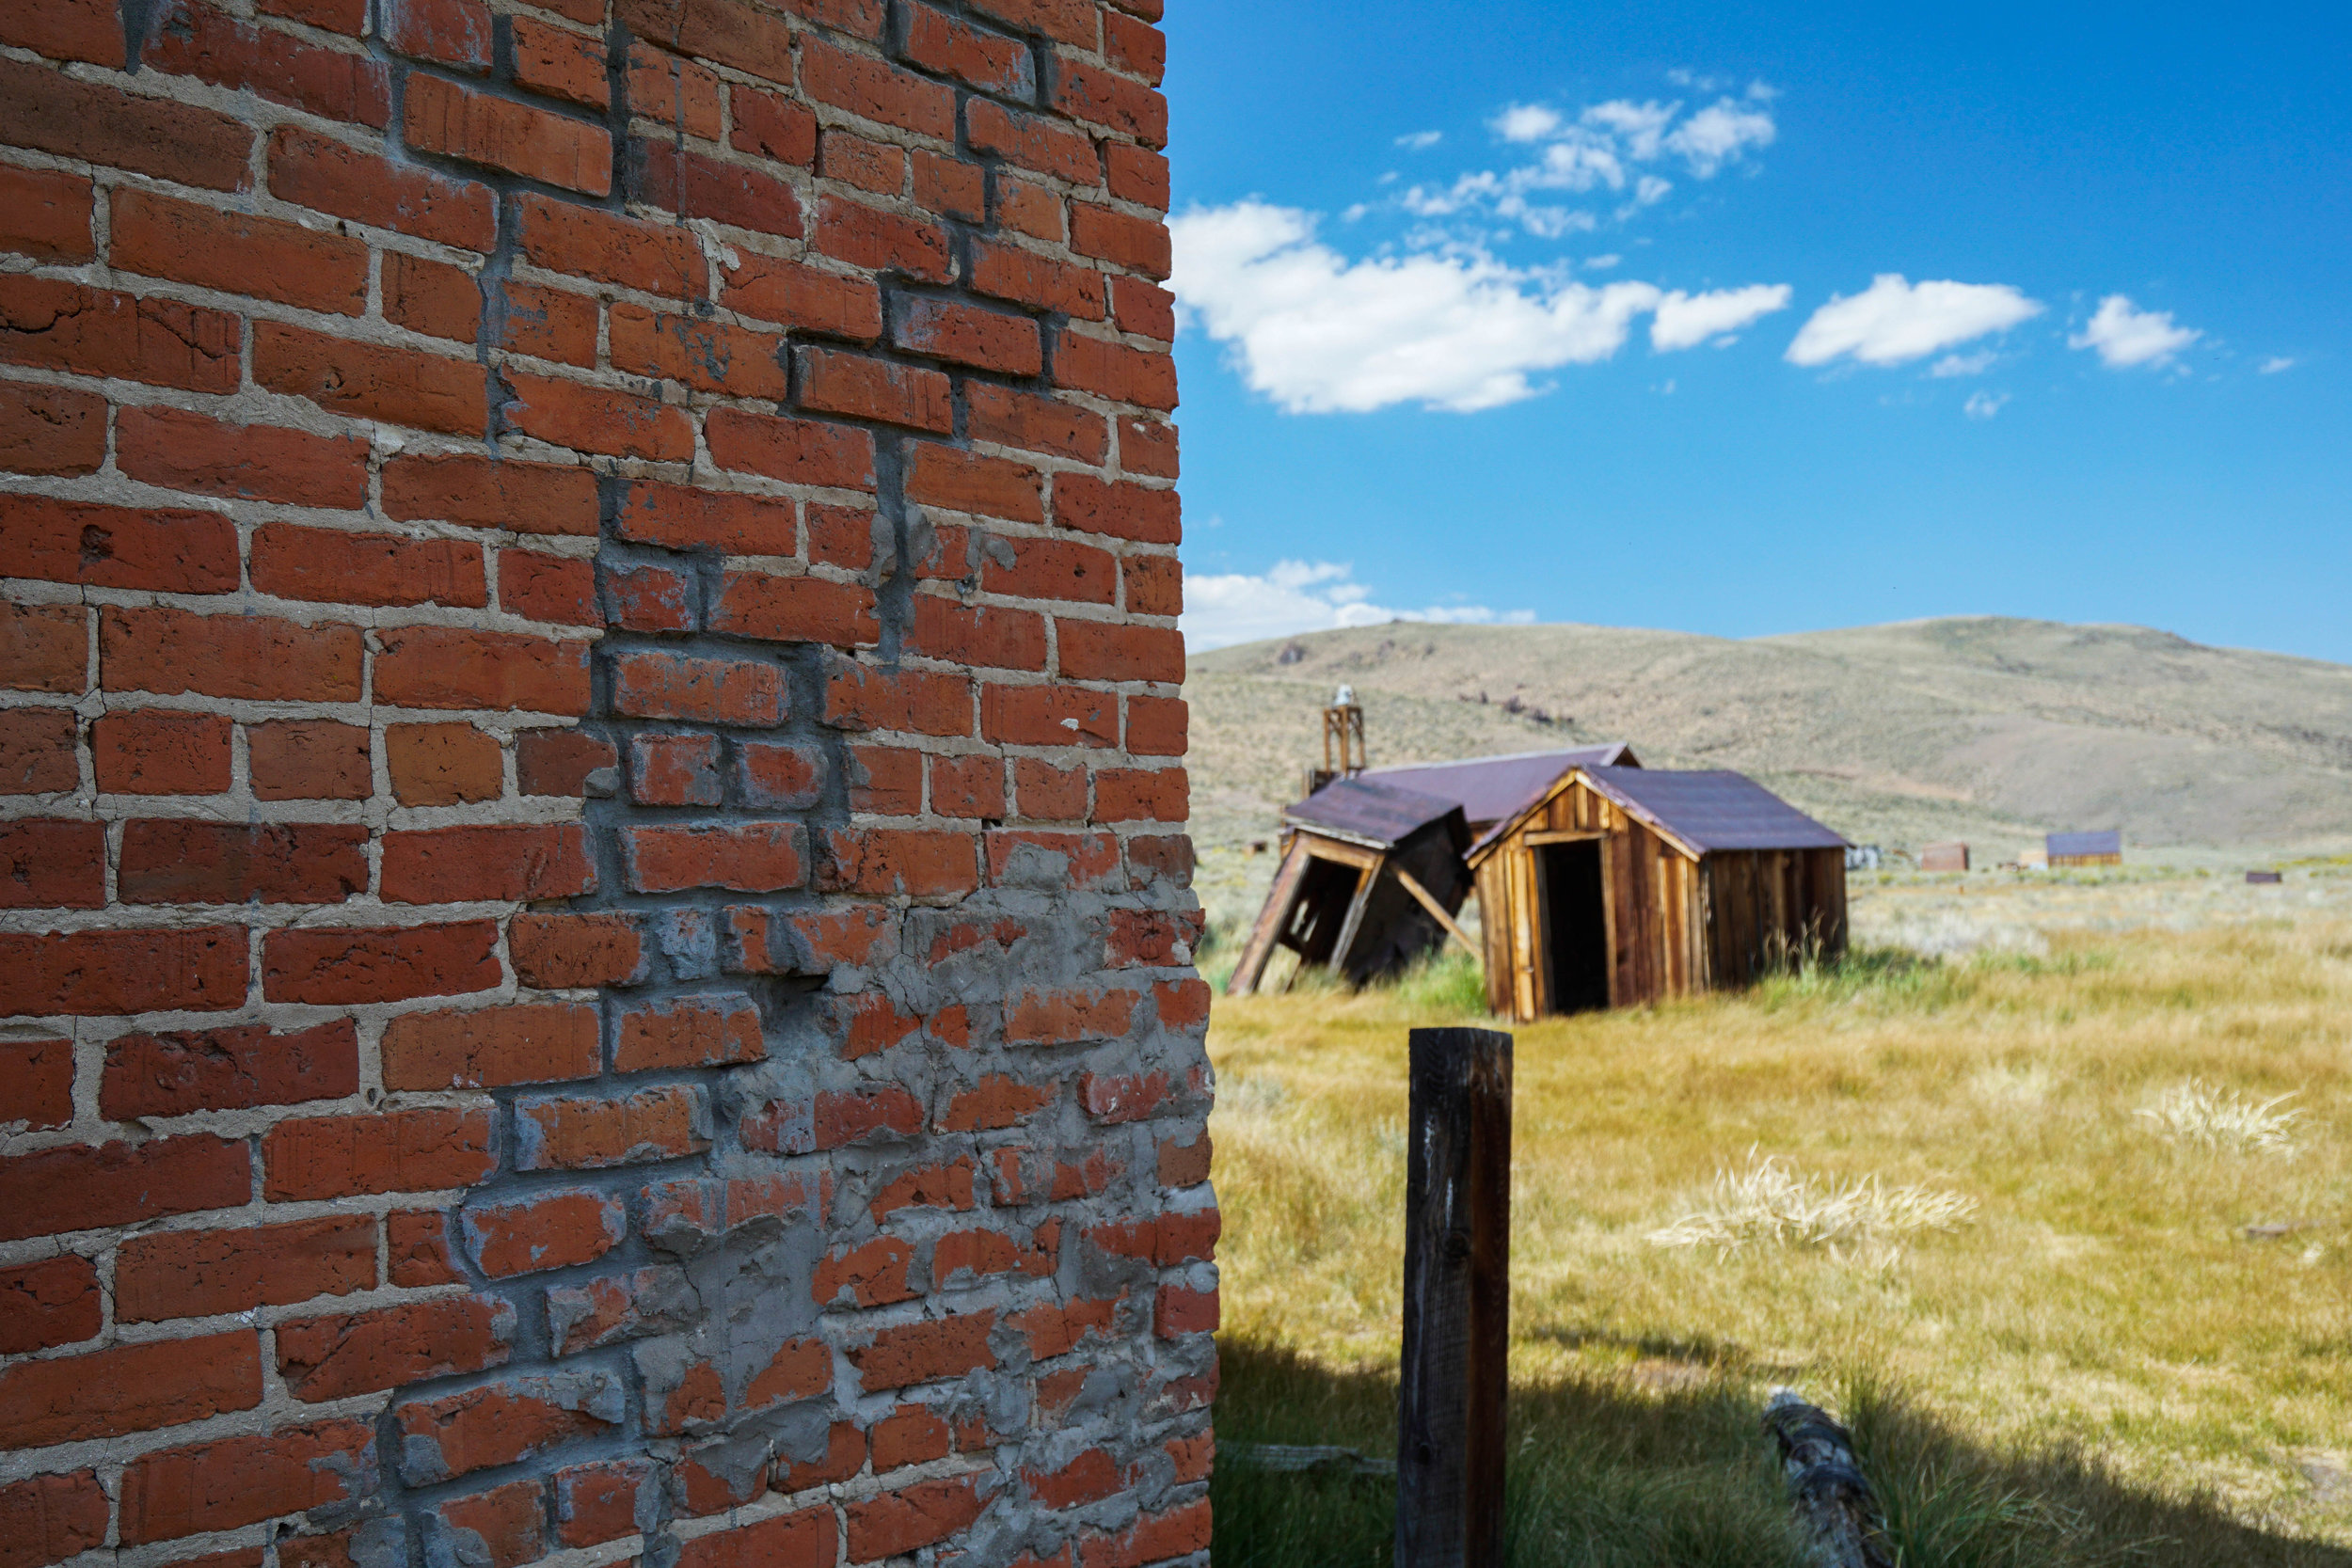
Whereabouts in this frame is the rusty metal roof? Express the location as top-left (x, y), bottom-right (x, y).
top-left (1575, 767), bottom-right (1849, 855)
top-left (1362, 743), bottom-right (1638, 828)
top-left (2047, 830), bottom-right (2122, 858)
top-left (1285, 777), bottom-right (1470, 852)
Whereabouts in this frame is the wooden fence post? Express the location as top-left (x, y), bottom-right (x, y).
top-left (1396, 1026), bottom-right (1513, 1568)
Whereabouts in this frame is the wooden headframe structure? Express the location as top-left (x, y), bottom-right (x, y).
top-left (1226, 777), bottom-right (1475, 995)
top-left (1468, 766), bottom-right (1850, 1022)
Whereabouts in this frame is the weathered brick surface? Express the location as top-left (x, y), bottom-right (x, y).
top-left (0, 0), bottom-right (1203, 1561)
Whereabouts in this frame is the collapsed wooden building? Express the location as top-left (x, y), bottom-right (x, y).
top-left (1470, 766), bottom-right (1849, 1021)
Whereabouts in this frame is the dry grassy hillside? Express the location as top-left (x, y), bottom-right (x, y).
top-left (1186, 619), bottom-right (2352, 891)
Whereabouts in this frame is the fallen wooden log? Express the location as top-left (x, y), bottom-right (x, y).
top-left (1761, 1389), bottom-right (1894, 1568)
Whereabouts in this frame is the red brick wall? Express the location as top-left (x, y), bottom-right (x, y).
top-left (0, 0), bottom-right (1213, 1560)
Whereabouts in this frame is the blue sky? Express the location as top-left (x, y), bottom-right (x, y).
top-left (1162, 1), bottom-right (2352, 662)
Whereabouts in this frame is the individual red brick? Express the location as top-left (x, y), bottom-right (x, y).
top-left (970, 239), bottom-right (1106, 321)
top-left (258, 0), bottom-right (367, 31)
top-left (101, 1020), bottom-right (359, 1119)
top-left (1105, 908), bottom-right (1196, 968)
top-left (823, 657), bottom-right (972, 736)
top-left (903, 4), bottom-right (1031, 94)
top-left (385, 249), bottom-right (484, 342)
top-left (624, 822), bottom-right (805, 893)
top-left (612, 650), bottom-right (787, 725)
top-left (1004, 988), bottom-right (1137, 1045)
top-left (0, 57), bottom-right (251, 191)
top-left (1105, 141), bottom-right (1171, 211)
top-left (996, 175), bottom-right (1066, 243)
top-left (0, 0), bottom-right (123, 67)
top-left (968, 0), bottom-right (1095, 45)
top-left (613, 480), bottom-right (787, 558)
top-left (255, 321), bottom-right (487, 437)
top-left (1096, 765), bottom-right (1185, 822)
top-left (553, 1459), bottom-right (656, 1548)
top-left (1104, 8), bottom-right (1167, 82)
top-left (119, 820), bottom-right (369, 906)
top-left (119, 1420), bottom-right (377, 1546)
top-left (1122, 550), bottom-right (1182, 617)
top-left (614, 0), bottom-right (796, 85)
top-left (985, 828), bottom-right (1120, 890)
top-left (0, 1256), bottom-right (100, 1354)
top-left (0, 277), bottom-right (234, 399)
top-left (966, 384), bottom-right (1108, 466)
top-left (501, 548), bottom-right (598, 626)
top-left (503, 368), bottom-right (693, 461)
top-left (811, 197), bottom-right (948, 285)
top-left (605, 562), bottom-right (697, 632)
top-left (812, 1235), bottom-right (915, 1308)
top-left (406, 72), bottom-right (611, 194)
top-left (902, 305), bottom-right (1046, 391)
top-left (111, 190), bottom-right (369, 316)
top-left (801, 34), bottom-right (954, 138)
top-left (0, 383), bottom-right (103, 475)
top-left (730, 80), bottom-right (818, 165)
top-left (865, 1157), bottom-right (976, 1218)
top-left (278, 1294), bottom-right (515, 1402)
top-left (1109, 274), bottom-right (1176, 340)
top-left (1054, 56), bottom-right (1168, 146)
top-left (807, 502), bottom-right (878, 570)
top-left (847, 1476), bottom-right (982, 1561)
top-left (1009, 1294), bottom-right (1117, 1359)
top-left (848, 743), bottom-right (921, 815)
top-left (849, 1310), bottom-right (996, 1391)
top-left (434, 1481), bottom-right (547, 1568)
top-left (776, 1423), bottom-right (866, 1492)
top-left (1014, 757), bottom-right (1089, 820)
top-left (0, 1330), bottom-right (260, 1448)
top-left (913, 148), bottom-right (984, 219)
top-left (822, 127), bottom-right (906, 194)
top-left (713, 570), bottom-right (882, 647)
top-left (252, 523), bottom-right (488, 610)
top-left (1058, 620), bottom-right (1183, 684)
top-left (262, 1107), bottom-right (495, 1201)
top-left (611, 304), bottom-right (790, 398)
top-left (941, 1075), bottom-right (1055, 1132)
top-left (374, 626), bottom-right (592, 714)
top-left (628, 41), bottom-right (723, 136)
top-left (102, 607), bottom-right (361, 704)
top-left (798, 345), bottom-right (952, 431)
top-left (630, 732), bottom-right (722, 807)
top-left (263, 922), bottom-right (502, 1006)
top-left (1025, 1448), bottom-right (1121, 1510)
top-left (933, 1226), bottom-right (1054, 1284)
top-left (819, 827), bottom-right (978, 897)
top-left (721, 252), bottom-right (881, 338)
top-left (500, 279), bottom-right (599, 365)
top-left (381, 824), bottom-right (596, 903)
top-left (0, 1037), bottom-right (73, 1130)
top-left (516, 191), bottom-right (706, 296)
top-left (907, 597), bottom-right (1047, 672)
top-left (615, 993), bottom-right (765, 1071)
top-left (61, 701), bottom-right (222, 791)
top-left (0, 818), bottom-right (102, 908)
top-left (383, 1004), bottom-right (600, 1090)
top-left (734, 739), bottom-right (826, 809)
top-left (382, 0), bottom-right (491, 69)
top-left (634, 141), bottom-right (804, 238)
top-left (115, 1216), bottom-right (374, 1324)
top-left (703, 407), bottom-right (876, 494)
top-left (987, 537), bottom-right (1118, 604)
top-left (394, 1373), bottom-right (623, 1486)
top-left (1158, 1131), bottom-right (1212, 1188)
top-left (268, 125), bottom-right (496, 250)
top-left (906, 444), bottom-right (1045, 524)
top-left (1055, 474), bottom-right (1180, 544)
top-left (3, 493), bottom-right (237, 595)
top-left (674, 1509), bottom-right (836, 1568)
top-left (930, 753), bottom-right (1007, 818)
top-left (966, 99), bottom-right (1102, 187)
top-left (139, 0), bottom-right (396, 124)
top-left (0, 1134), bottom-right (247, 1243)
top-left (517, 1085), bottom-right (707, 1169)
top-left (387, 721), bottom-right (502, 806)
top-left (1078, 1500), bottom-right (1209, 1568)
top-left (513, 14), bottom-right (609, 106)
top-left (383, 450), bottom-right (599, 536)
top-left (512, 911), bottom-right (648, 989)
top-left (518, 729), bottom-right (616, 795)
top-left (463, 1188), bottom-right (624, 1279)
top-left (1055, 334), bottom-right (1178, 411)
top-left (1081, 1069), bottom-right (1170, 1124)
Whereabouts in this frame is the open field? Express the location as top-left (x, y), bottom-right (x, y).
top-left (1202, 866), bottom-right (2352, 1565)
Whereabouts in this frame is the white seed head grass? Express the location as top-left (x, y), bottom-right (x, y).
top-left (1647, 1152), bottom-right (1979, 1259)
top-left (2136, 1078), bottom-right (2302, 1155)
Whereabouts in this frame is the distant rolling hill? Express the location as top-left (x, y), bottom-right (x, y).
top-left (1184, 618), bottom-right (2352, 895)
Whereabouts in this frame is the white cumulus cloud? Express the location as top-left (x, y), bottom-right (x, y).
top-left (1492, 103), bottom-right (1565, 143)
top-left (1182, 560), bottom-right (1535, 651)
top-left (2069, 294), bottom-right (2201, 368)
top-left (1663, 99), bottom-right (1777, 175)
top-left (1930, 350), bottom-right (1997, 378)
top-left (1787, 274), bottom-right (2044, 368)
top-left (1963, 390), bottom-right (2010, 420)
top-left (1651, 284), bottom-right (1792, 350)
top-left (1170, 201), bottom-right (1793, 414)
top-left (2259, 356), bottom-right (2296, 374)
top-left (1395, 130), bottom-right (1443, 150)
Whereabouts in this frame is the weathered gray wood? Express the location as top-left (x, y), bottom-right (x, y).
top-left (1326, 863), bottom-right (1379, 978)
top-left (1397, 1027), bottom-right (1512, 1568)
top-left (1226, 1443), bottom-right (1397, 1477)
top-left (1761, 1390), bottom-right (1894, 1568)
top-left (1392, 865), bottom-right (1479, 958)
top-left (1227, 839), bottom-right (1311, 995)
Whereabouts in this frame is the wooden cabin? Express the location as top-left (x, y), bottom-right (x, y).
top-left (1363, 744), bottom-right (1639, 840)
top-left (2047, 830), bottom-right (2122, 868)
top-left (1467, 766), bottom-right (1849, 1022)
top-left (1920, 842), bottom-right (1971, 873)
top-left (1226, 778), bottom-right (1475, 995)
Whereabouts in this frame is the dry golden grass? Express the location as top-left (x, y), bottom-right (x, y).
top-left (1206, 872), bottom-right (2352, 1562)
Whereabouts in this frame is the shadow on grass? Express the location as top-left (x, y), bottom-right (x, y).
top-left (1212, 1339), bottom-right (2352, 1568)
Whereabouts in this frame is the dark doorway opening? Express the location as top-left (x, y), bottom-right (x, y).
top-left (1540, 841), bottom-right (1611, 1013)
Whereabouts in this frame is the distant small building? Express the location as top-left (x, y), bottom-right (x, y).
top-left (1225, 778), bottom-right (1475, 995)
top-left (2047, 830), bottom-right (2123, 868)
top-left (1920, 842), bottom-right (1970, 873)
top-left (1468, 766), bottom-right (1849, 1022)
top-left (2017, 847), bottom-right (2049, 870)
